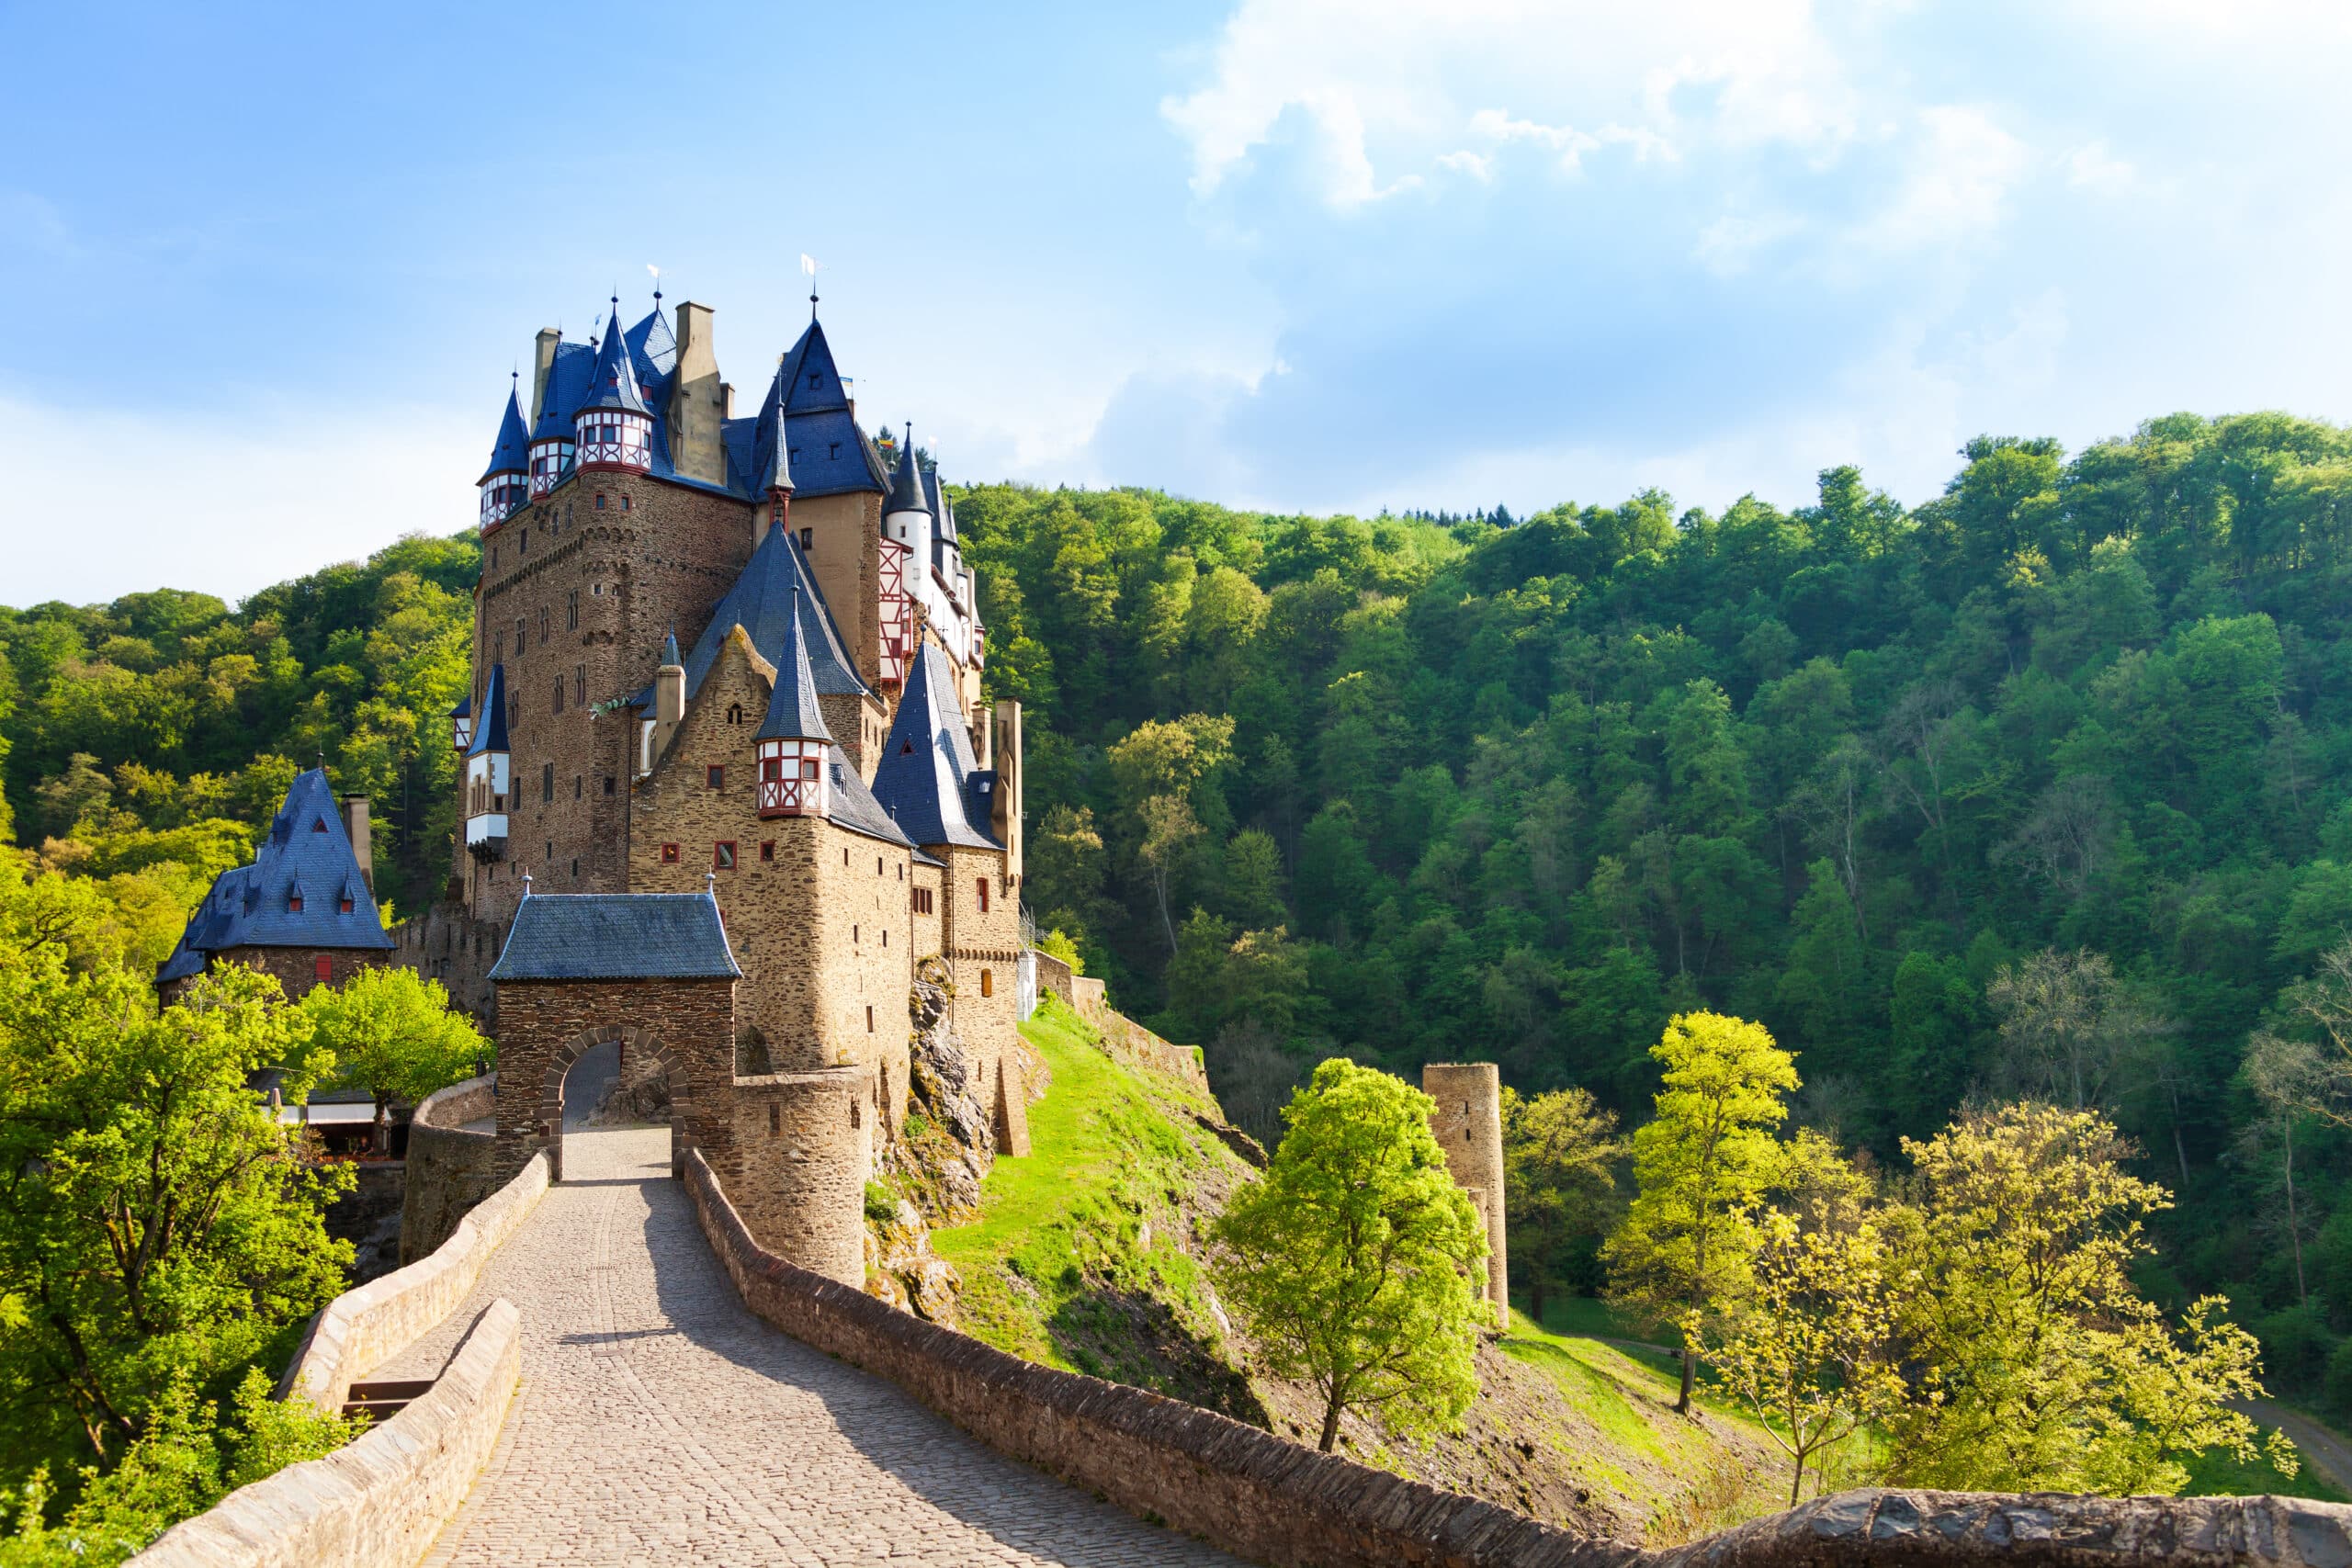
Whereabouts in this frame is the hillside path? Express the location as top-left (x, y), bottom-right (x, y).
top-left (2234, 1398), bottom-right (2352, 1497)
top-left (380, 1123), bottom-right (1238, 1566)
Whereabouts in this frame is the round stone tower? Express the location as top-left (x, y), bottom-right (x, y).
top-left (729, 1065), bottom-right (873, 1286)
top-left (1422, 1062), bottom-right (1507, 1318)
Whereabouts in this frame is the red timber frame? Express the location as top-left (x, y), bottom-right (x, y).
top-left (757, 739), bottom-right (826, 818)
top-left (878, 536), bottom-right (910, 689)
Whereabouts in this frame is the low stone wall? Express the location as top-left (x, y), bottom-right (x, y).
top-left (283, 1149), bottom-right (548, 1414)
top-left (684, 1146), bottom-right (2352, 1568)
top-left (399, 1075), bottom-right (499, 1266)
top-left (1069, 979), bottom-right (1210, 1095)
top-left (1032, 948), bottom-right (1076, 1008)
top-left (130, 1299), bottom-right (522, 1568)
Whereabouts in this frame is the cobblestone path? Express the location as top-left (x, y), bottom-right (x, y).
top-left (382, 1125), bottom-right (1239, 1566)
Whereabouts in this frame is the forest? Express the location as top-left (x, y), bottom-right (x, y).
top-left (9, 409), bottom-right (2352, 1411)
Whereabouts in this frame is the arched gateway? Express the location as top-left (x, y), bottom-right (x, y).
top-left (486, 891), bottom-right (741, 1184)
top-left (482, 887), bottom-right (876, 1284)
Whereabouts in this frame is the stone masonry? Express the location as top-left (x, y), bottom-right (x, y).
top-left (1425, 1062), bottom-right (1509, 1314)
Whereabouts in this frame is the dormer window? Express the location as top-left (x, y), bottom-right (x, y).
top-left (340, 896), bottom-right (355, 914)
top-left (288, 893), bottom-right (303, 913)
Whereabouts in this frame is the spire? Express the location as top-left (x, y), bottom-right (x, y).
top-left (885, 424), bottom-right (931, 516)
top-left (662, 626), bottom-right (681, 667)
top-left (480, 378), bottom-right (530, 480)
top-left (756, 583), bottom-right (833, 743)
top-left (466, 664), bottom-right (510, 757)
top-left (577, 293), bottom-right (650, 415)
top-left (760, 385), bottom-right (794, 495)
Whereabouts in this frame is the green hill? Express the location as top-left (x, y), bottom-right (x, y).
top-left (930, 995), bottom-right (1784, 1539)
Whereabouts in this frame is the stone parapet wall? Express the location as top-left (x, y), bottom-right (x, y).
top-left (400, 1075), bottom-right (500, 1266)
top-left (130, 1299), bottom-right (522, 1568)
top-left (684, 1145), bottom-right (2352, 1568)
top-left (390, 905), bottom-right (506, 1027)
top-left (1069, 978), bottom-right (1210, 1095)
top-left (1031, 948), bottom-right (1075, 1008)
top-left (283, 1151), bottom-right (548, 1415)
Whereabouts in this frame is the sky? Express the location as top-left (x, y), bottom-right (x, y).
top-left (4, 0), bottom-right (2350, 606)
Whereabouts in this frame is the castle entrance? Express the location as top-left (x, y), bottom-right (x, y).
top-left (537, 1024), bottom-right (684, 1182)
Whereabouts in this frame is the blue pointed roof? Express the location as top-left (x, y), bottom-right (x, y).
top-left (676, 524), bottom-right (867, 704)
top-left (757, 383), bottom-right (794, 494)
top-left (466, 664), bottom-right (510, 756)
top-left (530, 340), bottom-right (594, 442)
top-left (481, 385), bottom-right (530, 480)
top-left (448, 692), bottom-right (471, 721)
top-left (576, 303), bottom-right (650, 417)
top-left (885, 427), bottom-right (930, 516)
top-left (870, 640), bottom-right (997, 850)
top-left (756, 586), bottom-right (833, 743)
top-left (625, 304), bottom-right (676, 383)
top-left (778, 319), bottom-right (850, 414)
top-left (825, 744), bottom-right (913, 848)
top-left (662, 627), bottom-right (681, 667)
top-left (153, 769), bottom-right (394, 986)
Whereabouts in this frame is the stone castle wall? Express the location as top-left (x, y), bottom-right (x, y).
top-left (794, 490), bottom-right (884, 692)
top-left (468, 469), bottom-right (757, 922)
top-left (728, 1066), bottom-right (872, 1285)
top-left (390, 903), bottom-right (507, 1025)
top-left (401, 1075), bottom-right (499, 1265)
top-left (1424, 1063), bottom-right (1508, 1313)
top-left (939, 841), bottom-right (1023, 1127)
top-left (164, 944), bottom-right (382, 1008)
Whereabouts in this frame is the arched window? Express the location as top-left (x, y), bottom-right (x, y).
top-left (728, 704), bottom-right (744, 725)
top-left (979, 968), bottom-right (994, 998)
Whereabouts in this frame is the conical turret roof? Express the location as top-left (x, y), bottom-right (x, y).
top-left (756, 585), bottom-right (833, 743)
top-left (466, 663), bottom-right (510, 757)
top-left (885, 426), bottom-right (930, 516)
top-left (576, 300), bottom-right (650, 416)
top-left (870, 641), bottom-right (997, 850)
top-left (481, 383), bottom-right (529, 480)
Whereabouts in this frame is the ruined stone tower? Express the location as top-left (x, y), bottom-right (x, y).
top-left (1423, 1062), bottom-right (1508, 1317)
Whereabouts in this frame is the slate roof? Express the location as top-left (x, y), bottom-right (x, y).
top-left (885, 428), bottom-right (930, 515)
top-left (489, 893), bottom-right (741, 982)
top-left (529, 341), bottom-right (594, 442)
top-left (481, 384), bottom-right (530, 479)
top-left (826, 745), bottom-right (915, 848)
top-left (577, 300), bottom-right (651, 416)
top-left (675, 524), bottom-right (867, 704)
top-left (870, 640), bottom-right (998, 850)
top-left (155, 769), bottom-right (393, 985)
top-left (466, 663), bottom-right (510, 756)
top-left (755, 584), bottom-right (833, 742)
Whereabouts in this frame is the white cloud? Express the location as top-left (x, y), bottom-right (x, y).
top-left (0, 392), bottom-right (480, 605)
top-left (2064, 139), bottom-right (2135, 192)
top-left (1161, 0), bottom-right (1857, 209)
top-left (1862, 105), bottom-right (2028, 251)
top-left (1694, 210), bottom-right (1804, 276)
top-left (1435, 149), bottom-right (1495, 182)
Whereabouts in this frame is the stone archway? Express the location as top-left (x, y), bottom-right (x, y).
top-left (536, 1024), bottom-right (685, 1182)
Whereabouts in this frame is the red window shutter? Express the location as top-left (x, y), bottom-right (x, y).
top-left (313, 955), bottom-right (333, 984)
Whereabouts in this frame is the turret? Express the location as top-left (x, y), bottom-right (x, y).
top-left (759, 388), bottom-right (795, 541)
top-left (462, 663), bottom-right (511, 861)
top-left (883, 423), bottom-right (931, 548)
top-left (574, 298), bottom-right (653, 473)
top-left (478, 377), bottom-right (530, 528)
top-left (877, 425), bottom-right (927, 688)
top-left (448, 692), bottom-right (473, 753)
top-left (756, 584), bottom-right (833, 818)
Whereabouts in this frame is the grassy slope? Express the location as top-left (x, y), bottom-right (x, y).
top-left (932, 996), bottom-right (1779, 1538)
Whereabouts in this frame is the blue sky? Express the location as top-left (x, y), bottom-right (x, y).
top-left (5, 0), bottom-right (2348, 604)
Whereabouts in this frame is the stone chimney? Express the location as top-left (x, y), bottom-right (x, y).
top-left (668, 302), bottom-right (727, 486)
top-left (340, 796), bottom-right (373, 894)
top-left (653, 659), bottom-right (686, 763)
top-left (529, 328), bottom-right (560, 425)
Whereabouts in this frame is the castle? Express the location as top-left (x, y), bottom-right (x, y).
top-left (158, 288), bottom-right (1504, 1301)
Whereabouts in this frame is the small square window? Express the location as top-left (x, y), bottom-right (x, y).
top-left (714, 841), bottom-right (737, 870)
top-left (288, 894), bottom-right (303, 912)
top-left (661, 842), bottom-right (681, 864)
top-left (799, 527), bottom-right (813, 550)
top-left (707, 765), bottom-right (725, 789)
top-left (339, 897), bottom-right (354, 914)
top-left (605, 776), bottom-right (616, 795)
top-left (314, 955), bottom-right (334, 984)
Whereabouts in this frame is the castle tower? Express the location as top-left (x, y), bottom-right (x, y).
top-left (878, 426), bottom-right (927, 689)
top-left (478, 377), bottom-right (530, 528)
top-left (1423, 1062), bottom-right (1508, 1320)
top-left (573, 298), bottom-right (653, 473)
top-left (461, 661), bottom-right (512, 867)
top-left (755, 586), bottom-right (833, 819)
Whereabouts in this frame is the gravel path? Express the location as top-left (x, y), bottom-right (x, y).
top-left (384, 1124), bottom-right (1238, 1566)
top-left (2235, 1398), bottom-right (2352, 1497)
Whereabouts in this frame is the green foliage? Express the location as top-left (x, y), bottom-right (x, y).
top-left (1210, 1058), bottom-right (1487, 1451)
top-left (1, 532), bottom-right (478, 918)
top-left (1603, 1012), bottom-right (1797, 1412)
top-left (296, 964), bottom-right (487, 1111)
top-left (0, 921), bottom-right (352, 1483)
top-left (863, 1181), bottom-right (896, 1224)
top-left (1500, 1085), bottom-right (1623, 1325)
